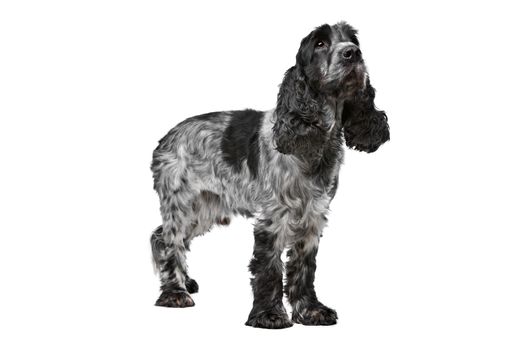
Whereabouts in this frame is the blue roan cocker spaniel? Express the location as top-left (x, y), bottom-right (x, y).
top-left (150, 22), bottom-right (389, 328)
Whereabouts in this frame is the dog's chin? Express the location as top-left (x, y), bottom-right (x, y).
top-left (340, 63), bottom-right (367, 96)
top-left (323, 63), bottom-right (367, 99)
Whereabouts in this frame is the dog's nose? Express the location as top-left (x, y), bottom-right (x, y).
top-left (342, 46), bottom-right (361, 61)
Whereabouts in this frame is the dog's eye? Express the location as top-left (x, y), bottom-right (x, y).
top-left (316, 41), bottom-right (325, 48)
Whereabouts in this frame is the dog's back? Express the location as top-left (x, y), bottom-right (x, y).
top-left (151, 110), bottom-right (269, 202)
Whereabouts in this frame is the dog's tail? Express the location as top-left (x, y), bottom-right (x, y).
top-left (150, 225), bottom-right (164, 274)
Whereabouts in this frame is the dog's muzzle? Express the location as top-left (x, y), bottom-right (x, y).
top-left (341, 45), bottom-right (362, 63)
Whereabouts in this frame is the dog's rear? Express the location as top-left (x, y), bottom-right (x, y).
top-left (150, 110), bottom-right (264, 307)
top-left (150, 113), bottom-right (226, 306)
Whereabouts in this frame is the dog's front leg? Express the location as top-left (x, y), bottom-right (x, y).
top-left (285, 232), bottom-right (338, 325)
top-left (245, 219), bottom-right (293, 329)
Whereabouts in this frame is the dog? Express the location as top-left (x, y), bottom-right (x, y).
top-left (150, 21), bottom-right (389, 328)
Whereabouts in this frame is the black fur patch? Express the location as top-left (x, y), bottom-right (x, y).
top-left (246, 223), bottom-right (292, 329)
top-left (221, 109), bottom-right (263, 179)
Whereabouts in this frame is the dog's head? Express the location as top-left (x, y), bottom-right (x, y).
top-left (274, 22), bottom-right (389, 156)
top-left (296, 22), bottom-right (367, 99)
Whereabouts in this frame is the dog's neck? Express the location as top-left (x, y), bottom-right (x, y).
top-left (295, 96), bottom-right (345, 181)
top-left (322, 95), bottom-right (346, 133)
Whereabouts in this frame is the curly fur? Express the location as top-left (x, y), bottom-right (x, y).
top-left (150, 21), bottom-right (389, 329)
top-left (342, 77), bottom-right (390, 152)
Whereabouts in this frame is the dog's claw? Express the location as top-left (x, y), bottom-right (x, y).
top-left (292, 303), bottom-right (338, 326)
top-left (155, 290), bottom-right (195, 308)
top-left (246, 308), bottom-right (293, 329)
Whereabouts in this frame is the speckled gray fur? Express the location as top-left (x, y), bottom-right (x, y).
top-left (150, 22), bottom-right (389, 328)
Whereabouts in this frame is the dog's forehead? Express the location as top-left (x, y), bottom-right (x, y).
top-left (331, 26), bottom-right (348, 42)
top-left (308, 22), bottom-right (358, 45)
top-left (331, 22), bottom-right (359, 44)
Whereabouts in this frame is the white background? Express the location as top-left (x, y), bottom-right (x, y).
top-left (1, 0), bottom-right (524, 349)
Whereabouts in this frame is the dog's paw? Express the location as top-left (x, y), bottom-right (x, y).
top-left (245, 308), bottom-right (293, 329)
top-left (185, 278), bottom-right (199, 294)
top-left (155, 290), bottom-right (195, 308)
top-left (292, 303), bottom-right (338, 326)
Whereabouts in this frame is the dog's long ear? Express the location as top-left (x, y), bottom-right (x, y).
top-left (272, 66), bottom-right (327, 157)
top-left (342, 77), bottom-right (390, 153)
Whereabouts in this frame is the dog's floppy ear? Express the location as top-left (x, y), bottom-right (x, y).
top-left (272, 67), bottom-right (327, 158)
top-left (342, 77), bottom-right (390, 153)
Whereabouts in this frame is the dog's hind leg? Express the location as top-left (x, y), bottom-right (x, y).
top-left (151, 226), bottom-right (199, 295)
top-left (151, 188), bottom-right (198, 308)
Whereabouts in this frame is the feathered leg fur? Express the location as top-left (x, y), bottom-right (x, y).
top-left (285, 234), bottom-right (338, 325)
top-left (245, 218), bottom-right (293, 329)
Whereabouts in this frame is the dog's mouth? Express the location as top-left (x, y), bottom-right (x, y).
top-left (344, 64), bottom-right (367, 87)
top-left (344, 59), bottom-right (366, 78)
top-left (322, 62), bottom-right (367, 97)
